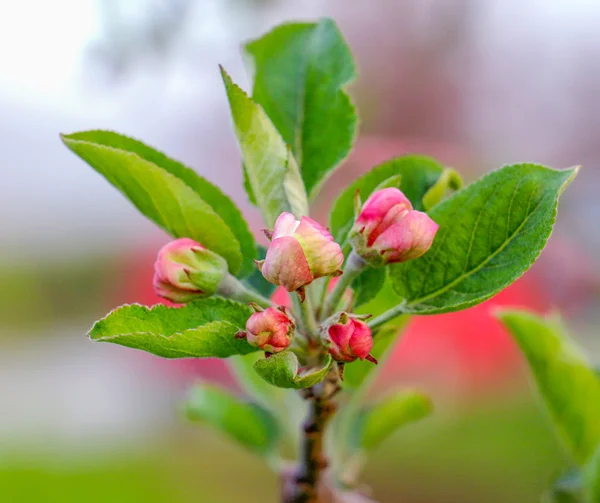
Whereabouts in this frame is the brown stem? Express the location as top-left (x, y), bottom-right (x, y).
top-left (283, 375), bottom-right (339, 503)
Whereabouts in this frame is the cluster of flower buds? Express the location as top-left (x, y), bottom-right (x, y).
top-left (257, 212), bottom-right (344, 300)
top-left (235, 304), bottom-right (295, 354)
top-left (153, 238), bottom-right (228, 303)
top-left (321, 312), bottom-right (377, 365)
top-left (152, 186), bottom-right (438, 377)
top-left (350, 187), bottom-right (439, 267)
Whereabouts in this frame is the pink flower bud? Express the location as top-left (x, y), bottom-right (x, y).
top-left (350, 188), bottom-right (439, 266)
top-left (153, 238), bottom-right (228, 303)
top-left (259, 213), bottom-right (344, 295)
top-left (239, 306), bottom-right (295, 353)
top-left (324, 314), bottom-right (376, 364)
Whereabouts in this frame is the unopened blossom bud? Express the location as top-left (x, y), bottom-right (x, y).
top-left (236, 306), bottom-right (295, 353)
top-left (258, 212), bottom-right (343, 298)
top-left (323, 313), bottom-right (377, 364)
top-left (153, 238), bottom-right (227, 303)
top-left (349, 188), bottom-right (439, 267)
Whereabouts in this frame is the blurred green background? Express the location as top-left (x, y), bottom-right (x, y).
top-left (1, 1), bottom-right (599, 502)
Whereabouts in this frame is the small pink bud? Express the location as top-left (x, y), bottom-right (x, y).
top-left (350, 188), bottom-right (439, 267)
top-left (153, 238), bottom-right (228, 303)
top-left (241, 306), bottom-right (295, 353)
top-left (259, 213), bottom-right (344, 294)
top-left (323, 314), bottom-right (376, 364)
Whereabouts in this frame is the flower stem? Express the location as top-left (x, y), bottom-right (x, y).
top-left (217, 274), bottom-right (271, 308)
top-left (324, 252), bottom-right (366, 317)
top-left (283, 375), bottom-right (339, 503)
top-left (366, 302), bottom-right (408, 331)
top-left (292, 293), bottom-right (319, 338)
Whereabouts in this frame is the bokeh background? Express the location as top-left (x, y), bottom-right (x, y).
top-left (1, 1), bottom-right (600, 502)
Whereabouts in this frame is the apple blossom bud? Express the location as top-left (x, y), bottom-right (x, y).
top-left (349, 188), bottom-right (439, 267)
top-left (258, 212), bottom-right (344, 296)
top-left (323, 313), bottom-right (377, 364)
top-left (153, 238), bottom-right (227, 303)
top-left (236, 306), bottom-right (295, 353)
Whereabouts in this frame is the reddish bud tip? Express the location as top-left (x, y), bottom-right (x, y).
top-left (296, 287), bottom-right (306, 303)
top-left (365, 354), bottom-right (378, 365)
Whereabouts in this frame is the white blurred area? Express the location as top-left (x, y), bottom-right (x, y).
top-left (1, 0), bottom-right (600, 261)
top-left (0, 0), bottom-right (599, 465)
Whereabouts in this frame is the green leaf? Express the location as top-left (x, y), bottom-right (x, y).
top-left (242, 162), bottom-right (257, 206)
top-left (584, 443), bottom-right (600, 503)
top-left (373, 173), bottom-right (403, 192)
top-left (63, 130), bottom-right (256, 278)
top-left (351, 390), bottom-right (432, 452)
top-left (391, 164), bottom-right (578, 314)
top-left (242, 245), bottom-right (277, 299)
top-left (220, 67), bottom-right (309, 227)
top-left (245, 18), bottom-right (357, 198)
top-left (253, 352), bottom-right (332, 389)
top-left (497, 310), bottom-right (600, 465)
top-left (61, 132), bottom-right (245, 276)
top-left (329, 155), bottom-right (446, 246)
top-left (352, 267), bottom-right (386, 309)
top-left (89, 298), bottom-right (255, 358)
top-left (185, 383), bottom-right (278, 455)
top-left (422, 167), bottom-right (463, 210)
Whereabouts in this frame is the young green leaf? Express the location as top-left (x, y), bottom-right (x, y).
top-left (390, 164), bottom-right (578, 314)
top-left (229, 352), bottom-right (287, 410)
top-left (245, 18), bottom-right (357, 198)
top-left (228, 352), bottom-right (305, 453)
top-left (89, 298), bottom-right (255, 358)
top-left (253, 352), bottom-right (332, 389)
top-left (497, 310), bottom-right (600, 465)
top-left (62, 130), bottom-right (256, 277)
top-left (62, 133), bottom-right (244, 275)
top-left (185, 383), bottom-right (279, 455)
top-left (422, 167), bottom-right (463, 210)
top-left (350, 390), bottom-right (432, 452)
top-left (329, 155), bottom-right (446, 246)
top-left (220, 67), bottom-right (309, 227)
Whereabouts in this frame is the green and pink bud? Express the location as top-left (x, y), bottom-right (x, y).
top-left (236, 305), bottom-right (295, 353)
top-left (323, 313), bottom-right (377, 364)
top-left (350, 188), bottom-right (439, 267)
top-left (153, 238), bottom-right (227, 303)
top-left (258, 212), bottom-right (343, 297)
